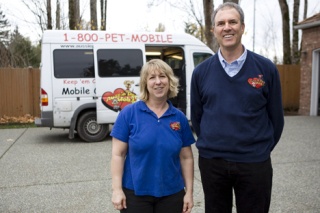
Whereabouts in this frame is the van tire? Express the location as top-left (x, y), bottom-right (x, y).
top-left (76, 111), bottom-right (109, 142)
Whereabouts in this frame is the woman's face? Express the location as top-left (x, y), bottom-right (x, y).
top-left (146, 69), bottom-right (169, 101)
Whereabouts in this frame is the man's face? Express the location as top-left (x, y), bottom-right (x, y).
top-left (213, 7), bottom-right (245, 51)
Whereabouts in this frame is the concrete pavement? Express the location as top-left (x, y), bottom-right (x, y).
top-left (0, 116), bottom-right (319, 212)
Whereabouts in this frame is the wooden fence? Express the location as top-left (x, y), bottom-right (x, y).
top-left (0, 65), bottom-right (301, 117)
top-left (277, 65), bottom-right (300, 110)
top-left (0, 68), bottom-right (40, 117)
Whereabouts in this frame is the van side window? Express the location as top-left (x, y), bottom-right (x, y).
top-left (193, 52), bottom-right (212, 67)
top-left (53, 49), bottom-right (94, 78)
top-left (97, 49), bottom-right (143, 77)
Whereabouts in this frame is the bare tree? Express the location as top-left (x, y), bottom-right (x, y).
top-left (69, 0), bottom-right (76, 29)
top-left (148, 0), bottom-right (237, 52)
top-left (22, 0), bottom-right (47, 32)
top-left (90, 0), bottom-right (98, 30)
top-left (278, 0), bottom-right (292, 64)
top-left (186, 0), bottom-right (205, 42)
top-left (75, 0), bottom-right (80, 25)
top-left (148, 0), bottom-right (206, 42)
top-left (303, 0), bottom-right (308, 20)
top-left (203, 0), bottom-right (216, 51)
top-left (69, 0), bottom-right (80, 29)
top-left (100, 0), bottom-right (107, 30)
top-left (292, 0), bottom-right (300, 64)
top-left (207, 0), bottom-right (238, 52)
top-left (223, 0), bottom-right (238, 3)
top-left (46, 0), bottom-right (52, 29)
top-left (203, 0), bottom-right (239, 52)
top-left (155, 23), bottom-right (166, 32)
top-left (260, 12), bottom-right (281, 63)
top-left (56, 0), bottom-right (61, 29)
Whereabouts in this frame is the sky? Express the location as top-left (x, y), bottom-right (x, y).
top-left (1, 0), bottom-right (320, 61)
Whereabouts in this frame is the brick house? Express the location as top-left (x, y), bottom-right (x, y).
top-left (294, 13), bottom-right (320, 116)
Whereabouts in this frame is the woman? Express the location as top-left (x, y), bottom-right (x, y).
top-left (111, 59), bottom-right (195, 213)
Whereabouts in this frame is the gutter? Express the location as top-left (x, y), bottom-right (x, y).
top-left (294, 21), bottom-right (320, 30)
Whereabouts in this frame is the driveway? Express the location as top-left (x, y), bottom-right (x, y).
top-left (0, 116), bottom-right (319, 212)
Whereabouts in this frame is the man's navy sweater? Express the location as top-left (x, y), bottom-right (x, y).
top-left (191, 50), bottom-right (284, 163)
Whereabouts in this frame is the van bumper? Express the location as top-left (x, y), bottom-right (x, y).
top-left (35, 111), bottom-right (54, 127)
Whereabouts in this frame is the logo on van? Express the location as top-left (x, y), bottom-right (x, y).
top-left (101, 80), bottom-right (137, 112)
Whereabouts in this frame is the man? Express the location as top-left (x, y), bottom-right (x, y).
top-left (190, 2), bottom-right (284, 213)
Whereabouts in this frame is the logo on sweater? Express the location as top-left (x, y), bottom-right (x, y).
top-left (170, 122), bottom-right (181, 131)
top-left (248, 75), bottom-right (265, 89)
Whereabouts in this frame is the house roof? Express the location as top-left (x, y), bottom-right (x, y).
top-left (294, 13), bottom-right (320, 30)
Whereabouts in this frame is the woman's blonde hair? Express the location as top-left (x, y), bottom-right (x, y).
top-left (139, 59), bottom-right (179, 102)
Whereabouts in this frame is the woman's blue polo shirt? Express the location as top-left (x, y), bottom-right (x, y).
top-left (110, 100), bottom-right (195, 197)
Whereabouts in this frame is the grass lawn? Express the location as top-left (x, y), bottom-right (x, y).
top-left (0, 123), bottom-right (37, 129)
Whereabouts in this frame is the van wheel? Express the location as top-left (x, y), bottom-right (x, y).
top-left (76, 111), bottom-right (109, 142)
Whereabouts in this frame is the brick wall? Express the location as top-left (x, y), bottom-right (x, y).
top-left (299, 26), bottom-right (320, 115)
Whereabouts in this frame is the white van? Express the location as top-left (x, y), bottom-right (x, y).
top-left (35, 30), bottom-right (213, 142)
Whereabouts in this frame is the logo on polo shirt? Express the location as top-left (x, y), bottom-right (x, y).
top-left (170, 122), bottom-right (181, 131)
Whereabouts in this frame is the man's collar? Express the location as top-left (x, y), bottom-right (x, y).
top-left (218, 46), bottom-right (247, 66)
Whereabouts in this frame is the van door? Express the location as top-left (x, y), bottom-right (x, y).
top-left (161, 47), bottom-right (186, 114)
top-left (50, 46), bottom-right (96, 128)
top-left (184, 47), bottom-right (214, 119)
top-left (93, 44), bottom-right (145, 124)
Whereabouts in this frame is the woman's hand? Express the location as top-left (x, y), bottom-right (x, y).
top-left (180, 146), bottom-right (194, 213)
top-left (182, 192), bottom-right (194, 213)
top-left (111, 137), bottom-right (128, 210)
top-left (112, 189), bottom-right (127, 210)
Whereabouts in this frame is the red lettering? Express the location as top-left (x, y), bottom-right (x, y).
top-left (162, 35), bottom-right (167, 43)
top-left (74, 33), bottom-right (175, 43)
top-left (131, 34), bottom-right (140, 42)
top-left (118, 34), bottom-right (125, 42)
top-left (62, 33), bottom-right (176, 43)
top-left (84, 33), bottom-right (91, 41)
top-left (155, 35), bottom-right (161, 42)
top-left (156, 34), bottom-right (173, 43)
top-left (111, 34), bottom-right (117, 42)
top-left (140, 34), bottom-right (148, 42)
top-left (78, 34), bottom-right (84, 42)
top-left (81, 79), bottom-right (90, 84)
top-left (105, 33), bottom-right (116, 42)
top-left (105, 34), bottom-right (111, 41)
top-left (149, 34), bottom-right (155, 42)
top-left (92, 33), bottom-right (98, 41)
top-left (63, 80), bottom-right (78, 85)
top-left (105, 33), bottom-right (124, 42)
